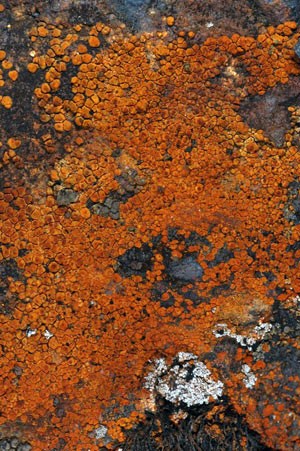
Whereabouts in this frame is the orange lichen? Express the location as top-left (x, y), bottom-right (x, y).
top-left (8, 70), bottom-right (18, 81)
top-left (1, 95), bottom-right (12, 109)
top-left (0, 14), bottom-right (299, 451)
top-left (7, 138), bottom-right (21, 149)
top-left (166, 16), bottom-right (175, 27)
top-left (27, 62), bottom-right (38, 73)
top-left (88, 35), bottom-right (101, 48)
top-left (37, 25), bottom-right (49, 37)
top-left (2, 59), bottom-right (13, 70)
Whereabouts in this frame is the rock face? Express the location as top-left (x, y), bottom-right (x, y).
top-left (0, 0), bottom-right (300, 450)
top-left (240, 77), bottom-right (300, 147)
top-left (295, 38), bottom-right (300, 58)
top-left (56, 188), bottom-right (78, 206)
top-left (167, 256), bottom-right (203, 282)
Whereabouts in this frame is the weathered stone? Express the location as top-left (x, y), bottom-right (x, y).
top-left (56, 189), bottom-right (78, 206)
top-left (167, 256), bottom-right (203, 282)
top-left (294, 39), bottom-right (300, 58)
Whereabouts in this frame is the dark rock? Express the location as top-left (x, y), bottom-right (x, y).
top-left (117, 244), bottom-right (153, 278)
top-left (209, 282), bottom-right (232, 297)
top-left (16, 444), bottom-right (31, 451)
top-left (0, 258), bottom-right (23, 281)
top-left (87, 168), bottom-right (144, 220)
top-left (286, 239), bottom-right (300, 252)
top-left (13, 365), bottom-right (23, 377)
top-left (167, 256), bottom-right (203, 282)
top-left (283, 0), bottom-right (300, 22)
top-left (284, 179), bottom-right (300, 224)
top-left (272, 299), bottom-right (300, 338)
top-left (207, 244), bottom-right (234, 268)
top-left (0, 258), bottom-right (25, 314)
top-left (56, 189), bottom-right (78, 206)
top-left (0, 440), bottom-right (10, 451)
top-left (112, 148), bottom-right (122, 158)
top-left (110, 0), bottom-right (153, 32)
top-left (185, 231), bottom-right (211, 248)
top-left (263, 344), bottom-right (300, 377)
top-left (10, 438), bottom-right (19, 449)
top-left (254, 271), bottom-right (276, 283)
top-left (294, 39), bottom-right (300, 59)
top-left (123, 396), bottom-right (271, 451)
top-left (69, 1), bottom-right (108, 26)
top-left (18, 248), bottom-right (29, 257)
top-left (239, 77), bottom-right (300, 147)
top-left (160, 296), bottom-right (175, 308)
top-left (88, 195), bottom-right (120, 220)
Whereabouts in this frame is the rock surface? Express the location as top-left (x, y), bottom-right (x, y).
top-left (0, 0), bottom-right (299, 450)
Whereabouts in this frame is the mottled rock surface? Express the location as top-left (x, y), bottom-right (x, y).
top-left (0, 0), bottom-right (299, 450)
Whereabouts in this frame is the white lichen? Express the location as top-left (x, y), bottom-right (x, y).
top-left (93, 425), bottom-right (108, 440)
top-left (213, 323), bottom-right (256, 350)
top-left (242, 364), bottom-right (257, 389)
top-left (254, 323), bottom-right (273, 337)
top-left (26, 328), bottom-right (37, 338)
top-left (213, 321), bottom-right (273, 350)
top-left (291, 295), bottom-right (300, 304)
top-left (145, 353), bottom-right (223, 407)
top-left (43, 329), bottom-right (54, 340)
top-left (177, 352), bottom-right (198, 362)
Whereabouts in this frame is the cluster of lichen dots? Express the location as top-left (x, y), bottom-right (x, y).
top-left (0, 1), bottom-right (300, 449)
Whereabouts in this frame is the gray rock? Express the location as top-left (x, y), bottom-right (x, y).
top-left (240, 77), bottom-right (300, 147)
top-left (56, 189), bottom-right (78, 206)
top-left (10, 438), bottom-right (19, 449)
top-left (167, 256), bottom-right (203, 282)
top-left (0, 440), bottom-right (10, 451)
top-left (295, 39), bottom-right (300, 59)
top-left (16, 444), bottom-right (31, 451)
